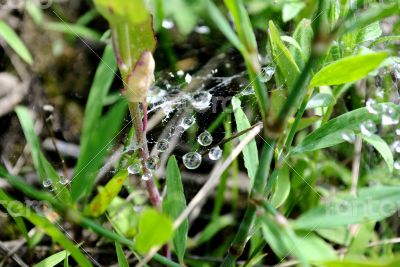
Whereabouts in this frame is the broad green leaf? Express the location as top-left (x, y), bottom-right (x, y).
top-left (15, 106), bottom-right (70, 202)
top-left (135, 208), bottom-right (173, 254)
top-left (293, 103), bottom-right (400, 154)
top-left (232, 97), bottom-right (258, 189)
top-left (347, 222), bottom-right (375, 255)
top-left (0, 190), bottom-right (92, 267)
top-left (306, 93), bottom-right (335, 109)
top-left (115, 242), bottom-right (129, 267)
top-left (270, 164), bottom-right (290, 208)
top-left (293, 186), bottom-right (400, 230)
top-left (316, 227), bottom-right (351, 246)
top-left (44, 22), bottom-right (101, 41)
top-left (268, 21), bottom-right (300, 90)
top-left (165, 0), bottom-right (202, 35)
top-left (321, 258), bottom-right (400, 267)
top-left (34, 250), bottom-right (70, 267)
top-left (163, 156), bottom-right (188, 263)
top-left (291, 19), bottom-right (313, 68)
top-left (85, 170), bottom-right (128, 217)
top-left (310, 52), bottom-right (388, 87)
top-left (361, 134), bottom-right (393, 173)
top-left (370, 35), bottom-right (400, 47)
top-left (282, 2), bottom-right (305, 22)
top-left (0, 20), bottom-right (33, 64)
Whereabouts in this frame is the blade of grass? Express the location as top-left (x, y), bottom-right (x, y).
top-left (33, 249), bottom-right (71, 267)
top-left (115, 242), bottom-right (129, 267)
top-left (163, 156), bottom-right (188, 263)
top-left (0, 20), bottom-right (33, 64)
top-left (0, 190), bottom-right (92, 267)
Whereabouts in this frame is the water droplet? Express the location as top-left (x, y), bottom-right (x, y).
top-left (194, 25), bottom-right (210, 34)
top-left (128, 163), bottom-right (141, 174)
top-left (183, 152), bottom-right (202, 170)
top-left (391, 141), bottom-right (400, 153)
top-left (393, 62), bottom-right (400, 79)
top-left (43, 178), bottom-right (52, 188)
top-left (177, 70), bottom-right (184, 76)
top-left (394, 161), bottom-right (400, 170)
top-left (185, 73), bottom-right (192, 83)
top-left (341, 130), bottom-right (356, 143)
top-left (381, 106), bottom-right (399, 126)
top-left (375, 88), bottom-right (384, 99)
top-left (156, 139), bottom-right (169, 152)
top-left (198, 131), bottom-right (213, 146)
top-left (396, 129), bottom-right (400, 136)
top-left (366, 98), bottom-right (378, 114)
top-left (360, 120), bottom-right (377, 136)
top-left (146, 156), bottom-right (160, 170)
top-left (162, 19), bottom-right (174, 29)
top-left (181, 116), bottom-right (196, 130)
top-left (43, 104), bottom-right (54, 113)
top-left (209, 146), bottom-right (223, 160)
top-left (260, 66), bottom-right (275, 82)
top-left (142, 173), bottom-right (151, 181)
top-left (147, 87), bottom-right (166, 104)
top-left (240, 86), bottom-right (255, 96)
top-left (190, 91), bottom-right (212, 111)
top-left (59, 176), bottom-right (69, 185)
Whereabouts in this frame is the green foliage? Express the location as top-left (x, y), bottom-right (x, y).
top-left (232, 97), bottom-right (258, 188)
top-left (293, 186), bottom-right (400, 230)
top-left (135, 208), bottom-right (173, 254)
top-left (310, 52), bottom-right (388, 87)
top-left (85, 170), bottom-right (129, 217)
top-left (0, 20), bottom-right (33, 64)
top-left (115, 242), bottom-right (129, 267)
top-left (163, 156), bottom-right (188, 263)
top-left (33, 250), bottom-right (70, 267)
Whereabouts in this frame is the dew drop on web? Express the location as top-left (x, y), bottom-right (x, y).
top-left (209, 146), bottom-right (223, 160)
top-left (391, 141), bottom-right (400, 154)
top-left (42, 178), bottom-right (52, 188)
top-left (156, 139), bottom-right (169, 152)
top-left (183, 152), bottom-right (202, 170)
top-left (341, 130), bottom-right (356, 144)
top-left (360, 120), bottom-right (377, 136)
top-left (260, 66), bottom-right (275, 82)
top-left (59, 176), bottom-right (69, 185)
top-left (180, 116), bottom-right (196, 131)
top-left (190, 91), bottom-right (212, 111)
top-left (381, 105), bottom-right (399, 126)
top-left (198, 131), bottom-right (213, 146)
top-left (142, 173), bottom-right (151, 181)
top-left (146, 156), bottom-right (160, 170)
top-left (366, 98), bottom-right (378, 114)
top-left (128, 162), bottom-right (141, 175)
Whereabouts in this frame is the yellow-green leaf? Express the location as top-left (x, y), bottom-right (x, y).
top-left (310, 52), bottom-right (388, 87)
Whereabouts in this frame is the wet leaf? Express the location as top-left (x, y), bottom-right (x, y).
top-left (293, 186), bottom-right (400, 230)
top-left (135, 208), bottom-right (173, 254)
top-left (163, 156), bottom-right (188, 263)
top-left (0, 190), bottom-right (92, 267)
top-left (0, 20), bottom-right (33, 64)
top-left (306, 93), bottom-right (335, 109)
top-left (293, 103), bottom-right (400, 154)
top-left (361, 134), bottom-right (393, 173)
top-left (310, 52), bottom-right (388, 87)
top-left (85, 170), bottom-right (128, 217)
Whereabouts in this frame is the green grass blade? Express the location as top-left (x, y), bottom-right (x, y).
top-left (293, 186), bottom-right (400, 230)
top-left (44, 22), bottom-right (102, 41)
top-left (268, 20), bottom-right (300, 91)
top-left (163, 156), bottom-right (188, 263)
top-left (15, 106), bottom-right (70, 202)
top-left (360, 134), bottom-right (394, 173)
top-left (34, 249), bottom-right (71, 267)
top-left (71, 100), bottom-right (127, 202)
top-left (293, 103), bottom-right (400, 154)
top-left (232, 97), bottom-right (258, 189)
top-left (0, 190), bottom-right (92, 267)
top-left (115, 242), bottom-right (129, 267)
top-left (0, 20), bottom-right (33, 64)
top-left (310, 52), bottom-right (388, 87)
